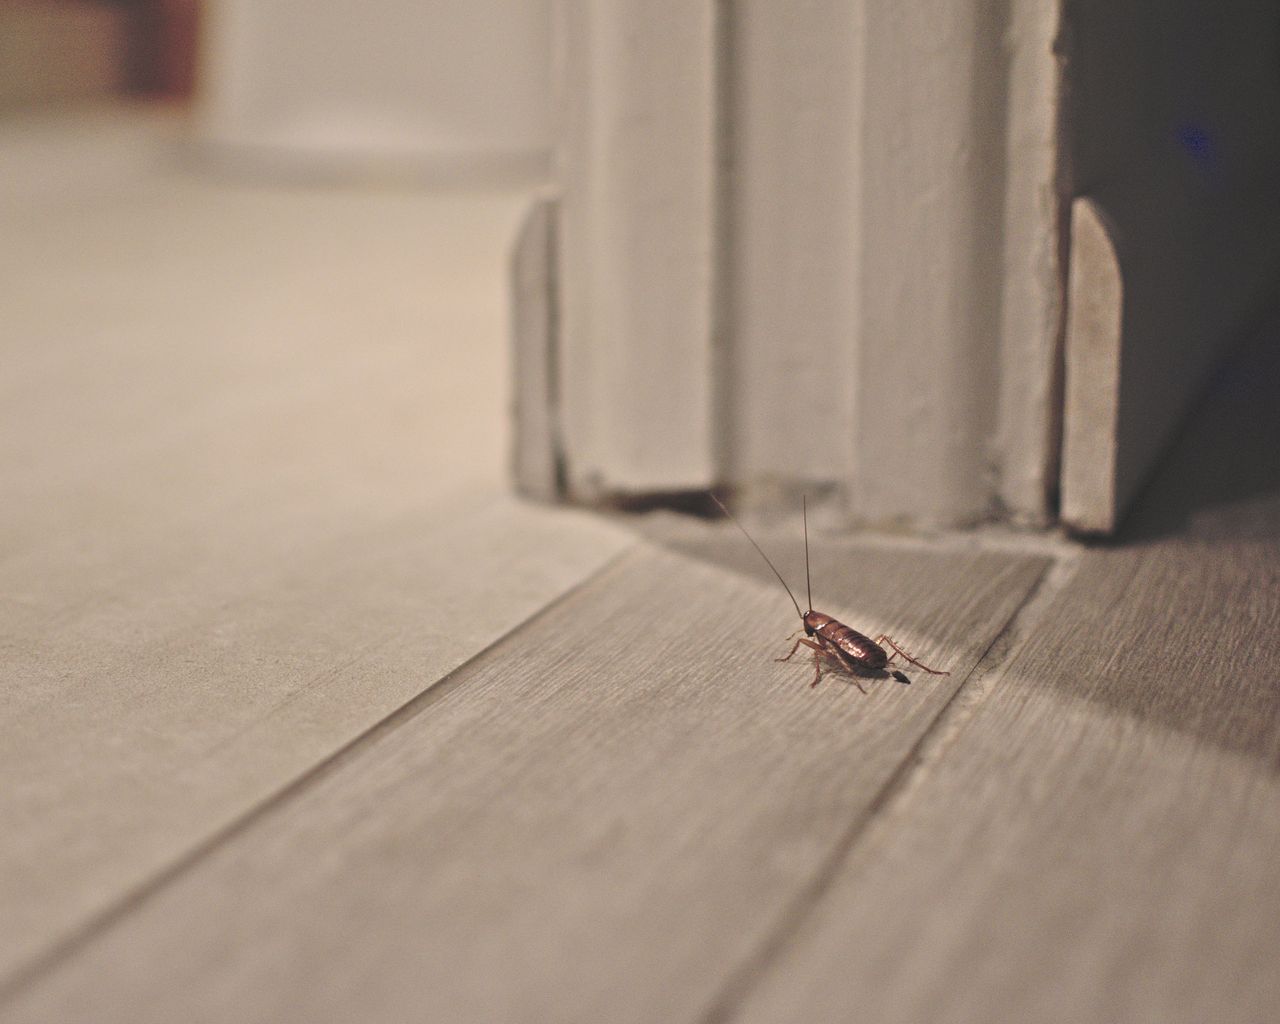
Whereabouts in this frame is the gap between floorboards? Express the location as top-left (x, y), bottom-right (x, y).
top-left (696, 545), bottom-right (1075, 1024)
top-left (0, 545), bottom-right (631, 1006)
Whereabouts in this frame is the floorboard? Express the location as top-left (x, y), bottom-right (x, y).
top-left (8, 108), bottom-right (1275, 1024)
top-left (0, 110), bottom-right (632, 989)
top-left (730, 320), bottom-right (1280, 1024)
top-left (1, 532), bottom-right (1047, 1021)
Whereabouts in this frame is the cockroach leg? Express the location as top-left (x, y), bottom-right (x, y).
top-left (810, 650), bottom-right (825, 687)
top-left (774, 634), bottom-right (805, 663)
top-left (875, 634), bottom-right (950, 675)
top-left (804, 642), bottom-right (838, 689)
top-left (806, 638), bottom-right (868, 693)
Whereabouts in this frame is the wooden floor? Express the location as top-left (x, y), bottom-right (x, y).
top-left (3, 110), bottom-right (1279, 1023)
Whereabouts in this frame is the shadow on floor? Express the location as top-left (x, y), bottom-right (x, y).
top-left (1114, 313), bottom-right (1280, 545)
top-left (1023, 314), bottom-right (1280, 770)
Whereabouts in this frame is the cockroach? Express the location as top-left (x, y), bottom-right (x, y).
top-left (711, 493), bottom-right (949, 691)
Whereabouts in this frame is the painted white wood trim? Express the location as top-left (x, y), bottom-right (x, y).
top-left (511, 194), bottom-right (561, 501)
top-left (994, 0), bottom-right (1068, 526)
top-left (720, 1), bottom-right (862, 493)
top-left (531, 0), bottom-right (1068, 527)
top-left (848, 1), bottom-right (1012, 527)
top-left (1058, 2), bottom-right (1280, 534)
top-left (554, 0), bottom-right (720, 499)
top-left (1060, 197), bottom-right (1123, 533)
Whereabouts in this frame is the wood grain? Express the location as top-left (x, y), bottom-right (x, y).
top-left (0, 130), bottom-right (632, 989)
top-left (0, 495), bottom-right (633, 989)
top-left (1, 532), bottom-right (1047, 1021)
top-left (731, 324), bottom-right (1280, 1024)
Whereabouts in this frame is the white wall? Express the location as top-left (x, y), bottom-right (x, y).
top-left (197, 0), bottom-right (551, 177)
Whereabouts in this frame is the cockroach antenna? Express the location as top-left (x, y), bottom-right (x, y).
top-left (803, 494), bottom-right (813, 614)
top-left (713, 490), bottom-right (952, 690)
top-left (710, 492), bottom-right (806, 623)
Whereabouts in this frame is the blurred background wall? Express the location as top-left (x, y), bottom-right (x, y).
top-left (0, 1), bottom-right (198, 106)
top-left (4, 1), bottom-right (1277, 534)
top-left (0, 0), bottom-right (550, 178)
top-left (196, 0), bottom-right (550, 177)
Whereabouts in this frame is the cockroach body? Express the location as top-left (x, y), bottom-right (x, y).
top-left (802, 612), bottom-right (887, 670)
top-left (711, 493), bottom-right (949, 691)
